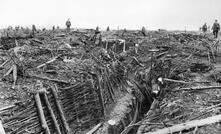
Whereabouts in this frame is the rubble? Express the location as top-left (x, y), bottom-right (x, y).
top-left (0, 28), bottom-right (220, 134)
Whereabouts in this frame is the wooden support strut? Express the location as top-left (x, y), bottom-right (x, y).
top-left (97, 75), bottom-right (106, 116)
top-left (51, 84), bottom-right (71, 134)
top-left (34, 93), bottom-right (51, 134)
top-left (43, 92), bottom-right (62, 134)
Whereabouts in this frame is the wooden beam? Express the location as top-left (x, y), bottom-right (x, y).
top-left (51, 84), bottom-right (71, 134)
top-left (0, 120), bottom-right (6, 134)
top-left (34, 93), bottom-right (51, 134)
top-left (86, 123), bottom-right (103, 134)
top-left (179, 86), bottom-right (221, 91)
top-left (43, 93), bottom-right (62, 134)
top-left (0, 105), bottom-right (15, 112)
top-left (144, 114), bottom-right (221, 134)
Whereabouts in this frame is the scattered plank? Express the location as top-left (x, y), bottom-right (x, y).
top-left (163, 78), bottom-right (210, 84)
top-left (37, 55), bottom-right (60, 68)
top-left (28, 74), bottom-right (69, 84)
top-left (86, 123), bottom-right (103, 134)
top-left (144, 114), bottom-right (221, 134)
top-left (179, 86), bottom-right (221, 91)
top-left (0, 105), bottom-right (15, 112)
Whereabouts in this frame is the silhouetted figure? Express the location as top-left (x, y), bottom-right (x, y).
top-left (106, 26), bottom-right (110, 31)
top-left (32, 25), bottom-right (37, 36)
top-left (57, 26), bottom-right (59, 29)
top-left (202, 23), bottom-right (207, 33)
top-left (122, 28), bottom-right (127, 36)
top-left (141, 26), bottom-right (147, 36)
top-left (66, 18), bottom-right (71, 32)
top-left (7, 26), bottom-right (13, 31)
top-left (95, 26), bottom-right (100, 34)
top-left (52, 26), bottom-right (55, 31)
top-left (212, 19), bottom-right (220, 38)
top-left (15, 26), bottom-right (20, 31)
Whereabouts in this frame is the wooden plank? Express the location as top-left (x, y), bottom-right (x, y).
top-left (51, 84), bottom-right (71, 134)
top-left (179, 86), bottom-right (221, 91)
top-left (0, 120), bottom-right (6, 134)
top-left (43, 93), bottom-right (62, 134)
top-left (34, 93), bottom-right (51, 134)
top-left (145, 114), bottom-right (221, 134)
top-left (86, 123), bottom-right (103, 134)
top-left (0, 105), bottom-right (15, 112)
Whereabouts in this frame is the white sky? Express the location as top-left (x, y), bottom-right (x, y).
top-left (0, 0), bottom-right (221, 30)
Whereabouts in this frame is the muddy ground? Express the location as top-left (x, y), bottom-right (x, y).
top-left (0, 29), bottom-right (221, 134)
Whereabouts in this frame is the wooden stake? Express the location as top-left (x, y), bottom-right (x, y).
top-left (12, 64), bottom-right (17, 87)
top-left (0, 120), bottom-right (6, 134)
top-left (144, 114), bottom-right (221, 134)
top-left (34, 93), bottom-right (51, 134)
top-left (28, 74), bottom-right (69, 84)
top-left (163, 78), bottom-right (209, 84)
top-left (51, 85), bottom-right (71, 134)
top-left (0, 59), bottom-right (10, 68)
top-left (43, 93), bottom-right (62, 134)
top-left (97, 75), bottom-right (106, 116)
top-left (179, 86), bottom-right (221, 91)
top-left (207, 51), bottom-right (211, 66)
top-left (105, 41), bottom-right (108, 50)
top-left (0, 105), bottom-right (15, 112)
top-left (86, 123), bottom-right (103, 134)
top-left (37, 56), bottom-right (59, 68)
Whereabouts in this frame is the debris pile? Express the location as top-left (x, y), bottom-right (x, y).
top-left (0, 29), bottom-right (220, 134)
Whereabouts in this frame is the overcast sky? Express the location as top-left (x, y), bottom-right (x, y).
top-left (0, 0), bottom-right (221, 30)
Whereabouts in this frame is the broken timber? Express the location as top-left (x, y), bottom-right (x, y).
top-left (43, 92), bottom-right (62, 134)
top-left (86, 123), bottom-right (103, 134)
top-left (51, 85), bottom-right (71, 134)
top-left (144, 114), bottom-right (221, 134)
top-left (0, 120), bottom-right (6, 134)
top-left (34, 92), bottom-right (51, 134)
top-left (179, 86), bottom-right (221, 91)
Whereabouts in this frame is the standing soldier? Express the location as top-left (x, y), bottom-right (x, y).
top-left (52, 26), bottom-right (55, 31)
top-left (202, 23), bottom-right (207, 33)
top-left (106, 26), bottom-right (110, 31)
top-left (32, 24), bottom-right (37, 36)
top-left (212, 19), bottom-right (220, 38)
top-left (66, 18), bottom-right (71, 32)
top-left (95, 26), bottom-right (100, 34)
top-left (141, 26), bottom-right (147, 36)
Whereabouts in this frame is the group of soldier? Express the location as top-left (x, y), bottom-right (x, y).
top-left (4, 18), bottom-right (221, 39)
top-left (201, 19), bottom-right (220, 38)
